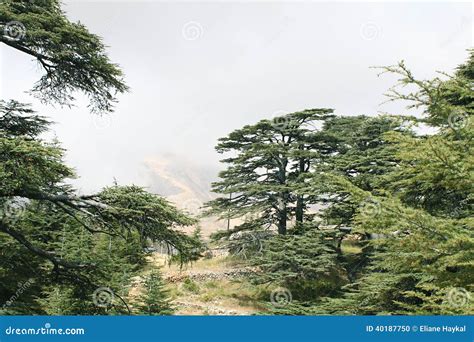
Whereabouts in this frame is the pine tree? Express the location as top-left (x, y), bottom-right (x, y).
top-left (0, 103), bottom-right (199, 314)
top-left (0, 1), bottom-right (199, 315)
top-left (0, 0), bottom-right (128, 113)
top-left (136, 271), bottom-right (174, 315)
top-left (252, 227), bottom-right (347, 301)
top-left (312, 52), bottom-right (473, 315)
top-left (206, 109), bottom-right (334, 235)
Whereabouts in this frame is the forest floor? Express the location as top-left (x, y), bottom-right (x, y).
top-left (128, 239), bottom-right (363, 315)
top-left (130, 254), bottom-right (269, 315)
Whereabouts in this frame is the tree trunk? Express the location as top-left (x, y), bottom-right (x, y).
top-left (227, 193), bottom-right (232, 231)
top-left (277, 157), bottom-right (288, 235)
top-left (295, 156), bottom-right (306, 223)
top-left (295, 195), bottom-right (304, 223)
top-left (277, 206), bottom-right (287, 235)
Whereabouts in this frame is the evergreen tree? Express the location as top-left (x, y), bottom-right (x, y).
top-left (0, 0), bottom-right (128, 113)
top-left (312, 52), bottom-right (473, 315)
top-left (136, 271), bottom-right (174, 315)
top-left (206, 109), bottom-right (334, 235)
top-left (252, 227), bottom-right (346, 301)
top-left (0, 99), bottom-right (196, 315)
top-left (0, 0), bottom-right (198, 315)
top-left (248, 53), bottom-right (472, 315)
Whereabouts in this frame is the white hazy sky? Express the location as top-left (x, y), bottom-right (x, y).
top-left (1, 1), bottom-right (472, 194)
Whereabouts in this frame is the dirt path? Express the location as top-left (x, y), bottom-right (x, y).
top-left (129, 253), bottom-right (263, 315)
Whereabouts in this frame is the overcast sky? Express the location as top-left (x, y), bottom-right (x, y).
top-left (1, 1), bottom-right (472, 194)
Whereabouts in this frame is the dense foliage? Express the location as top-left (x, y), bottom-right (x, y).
top-left (0, 2), bottom-right (196, 315)
top-left (0, 0), bottom-right (128, 113)
top-left (206, 109), bottom-right (334, 234)
top-left (1, 0), bottom-right (471, 316)
top-left (209, 52), bottom-right (473, 315)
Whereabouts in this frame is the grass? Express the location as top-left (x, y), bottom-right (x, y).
top-left (341, 240), bottom-right (363, 254)
top-left (195, 278), bottom-right (268, 311)
top-left (172, 255), bottom-right (245, 272)
top-left (169, 275), bottom-right (268, 312)
top-left (182, 278), bottom-right (200, 294)
top-left (134, 237), bottom-right (367, 315)
top-left (158, 256), bottom-right (268, 314)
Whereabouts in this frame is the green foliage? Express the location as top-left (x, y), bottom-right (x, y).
top-left (229, 52), bottom-right (473, 316)
top-left (1, 0), bottom-right (472, 316)
top-left (0, 102), bottom-right (197, 314)
top-left (307, 52), bottom-right (474, 315)
top-left (170, 226), bottom-right (206, 264)
top-left (206, 109), bottom-right (335, 234)
top-left (306, 115), bottom-right (413, 226)
top-left (252, 228), bottom-right (347, 301)
top-left (136, 271), bottom-right (174, 315)
top-left (182, 278), bottom-right (200, 294)
top-left (0, 0), bottom-right (128, 113)
top-left (0, 1), bottom-right (198, 316)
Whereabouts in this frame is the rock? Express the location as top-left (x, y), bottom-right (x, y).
top-left (165, 267), bottom-right (257, 283)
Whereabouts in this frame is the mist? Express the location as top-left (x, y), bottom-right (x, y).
top-left (1, 0), bottom-right (471, 195)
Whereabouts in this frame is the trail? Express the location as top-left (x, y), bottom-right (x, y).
top-left (129, 253), bottom-right (263, 315)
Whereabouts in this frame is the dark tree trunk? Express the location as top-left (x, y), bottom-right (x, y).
top-left (295, 156), bottom-right (306, 223)
top-left (277, 157), bottom-right (288, 235)
top-left (295, 195), bottom-right (304, 223)
top-left (227, 193), bottom-right (232, 231)
top-left (277, 206), bottom-right (287, 235)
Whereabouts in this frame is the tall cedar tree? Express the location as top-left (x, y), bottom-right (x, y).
top-left (311, 53), bottom-right (473, 315)
top-left (0, 1), bottom-right (199, 314)
top-left (0, 104), bottom-right (199, 313)
top-left (206, 109), bottom-right (334, 235)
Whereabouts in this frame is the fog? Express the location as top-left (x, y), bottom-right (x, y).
top-left (1, 0), bottom-right (471, 194)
